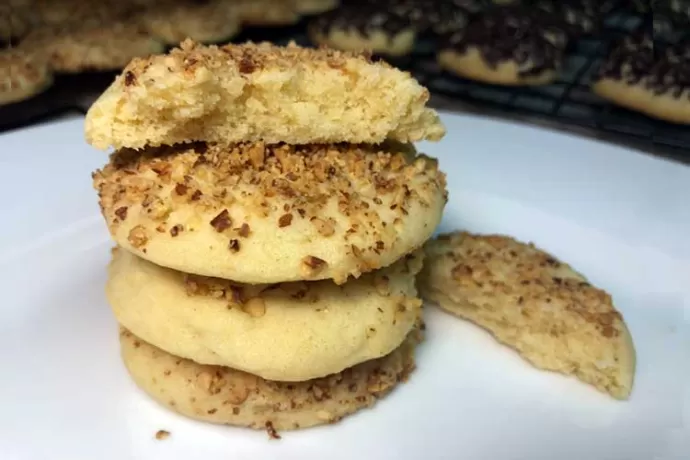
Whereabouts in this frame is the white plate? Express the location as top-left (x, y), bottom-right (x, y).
top-left (0, 114), bottom-right (688, 460)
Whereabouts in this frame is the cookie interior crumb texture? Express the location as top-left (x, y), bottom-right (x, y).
top-left (154, 430), bottom-right (170, 440)
top-left (93, 141), bottom-right (446, 284)
top-left (119, 325), bottom-right (421, 431)
top-left (107, 247), bottom-right (424, 381)
top-left (84, 40), bottom-right (445, 150)
top-left (419, 232), bottom-right (636, 400)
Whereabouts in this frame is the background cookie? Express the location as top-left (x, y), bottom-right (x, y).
top-left (418, 232), bottom-right (636, 400)
top-left (85, 40), bottom-right (445, 150)
top-left (308, 5), bottom-right (417, 57)
top-left (20, 22), bottom-right (165, 73)
top-left (529, 0), bottom-right (599, 36)
top-left (139, 0), bottom-right (241, 45)
top-left (289, 0), bottom-right (340, 15)
top-left (385, 0), bottom-right (472, 35)
top-left (109, 248), bottom-right (424, 382)
top-left (438, 8), bottom-right (567, 86)
top-left (0, 49), bottom-right (53, 105)
top-left (0, 4), bottom-right (35, 41)
top-left (94, 142), bottom-right (445, 284)
top-left (120, 325), bottom-right (419, 431)
top-left (235, 0), bottom-right (301, 26)
top-left (32, 0), bottom-right (138, 28)
top-left (591, 33), bottom-right (690, 124)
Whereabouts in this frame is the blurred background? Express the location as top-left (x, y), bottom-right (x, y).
top-left (1, 0), bottom-right (687, 164)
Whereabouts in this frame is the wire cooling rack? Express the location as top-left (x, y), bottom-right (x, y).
top-left (2, 4), bottom-right (688, 164)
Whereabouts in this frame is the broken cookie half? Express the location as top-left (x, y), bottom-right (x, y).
top-left (419, 231), bottom-right (636, 400)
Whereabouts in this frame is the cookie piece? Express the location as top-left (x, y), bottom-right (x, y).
top-left (20, 22), bottom-right (165, 73)
top-left (418, 232), bottom-right (636, 400)
top-left (235, 0), bottom-right (301, 26)
top-left (109, 247), bottom-right (424, 382)
top-left (289, 0), bottom-right (339, 15)
top-left (93, 141), bottom-right (446, 284)
top-left (120, 325), bottom-right (419, 431)
top-left (85, 40), bottom-right (445, 150)
top-left (437, 8), bottom-right (567, 86)
top-left (139, 0), bottom-right (241, 45)
top-left (0, 49), bottom-right (53, 105)
top-left (592, 33), bottom-right (690, 124)
top-left (308, 6), bottom-right (417, 57)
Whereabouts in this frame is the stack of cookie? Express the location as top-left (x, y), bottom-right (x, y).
top-left (87, 40), bottom-right (447, 433)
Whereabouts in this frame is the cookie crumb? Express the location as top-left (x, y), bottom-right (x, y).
top-left (265, 421), bottom-right (281, 440)
top-left (155, 430), bottom-right (170, 440)
top-left (278, 213), bottom-right (293, 228)
top-left (302, 255), bottom-right (327, 277)
top-left (210, 209), bottom-right (232, 232)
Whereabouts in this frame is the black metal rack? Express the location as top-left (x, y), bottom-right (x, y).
top-left (2, 3), bottom-right (689, 164)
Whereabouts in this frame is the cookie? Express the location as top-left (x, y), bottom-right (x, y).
top-left (308, 5), bottom-right (417, 57)
top-left (20, 22), bottom-right (165, 73)
top-left (529, 0), bottom-right (598, 36)
top-left (108, 247), bottom-right (424, 382)
top-left (139, 0), bottom-right (241, 45)
top-left (85, 40), bottom-right (445, 150)
top-left (289, 0), bottom-right (340, 15)
top-left (33, 0), bottom-right (138, 28)
top-left (93, 141), bottom-right (446, 284)
top-left (0, 49), bottom-right (53, 105)
top-left (235, 0), bottom-right (301, 26)
top-left (653, 0), bottom-right (690, 42)
top-left (120, 325), bottom-right (419, 431)
top-left (0, 4), bottom-right (34, 41)
top-left (385, 0), bottom-right (473, 35)
top-left (592, 33), bottom-right (690, 124)
top-left (418, 232), bottom-right (636, 400)
top-left (437, 8), bottom-right (567, 86)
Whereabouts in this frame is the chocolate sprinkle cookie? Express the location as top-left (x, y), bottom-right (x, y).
top-left (308, 5), bottom-right (417, 56)
top-left (437, 7), bottom-right (567, 85)
top-left (385, 0), bottom-right (473, 35)
top-left (593, 32), bottom-right (690, 124)
top-left (529, 0), bottom-right (599, 36)
top-left (593, 33), bottom-right (654, 85)
top-left (653, 0), bottom-right (690, 42)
